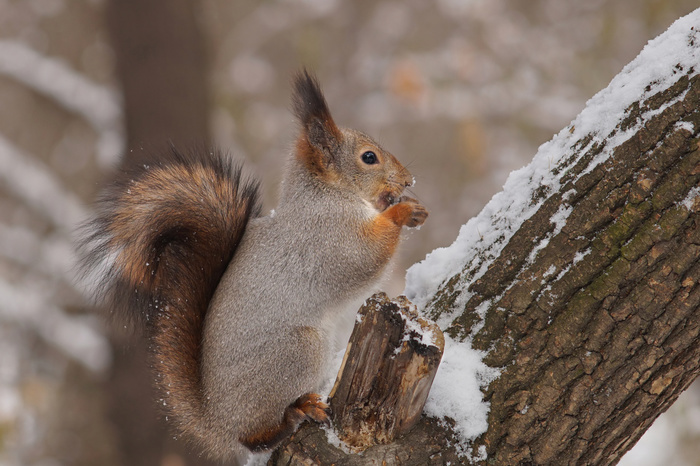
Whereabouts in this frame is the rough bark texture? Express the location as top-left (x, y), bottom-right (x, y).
top-left (271, 35), bottom-right (700, 466)
top-left (269, 416), bottom-right (466, 466)
top-left (448, 72), bottom-right (700, 465)
top-left (328, 293), bottom-right (444, 450)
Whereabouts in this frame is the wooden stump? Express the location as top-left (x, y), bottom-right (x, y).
top-left (328, 292), bottom-right (445, 450)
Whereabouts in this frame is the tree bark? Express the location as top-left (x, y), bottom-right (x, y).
top-left (272, 19), bottom-right (700, 466)
top-left (451, 73), bottom-right (700, 465)
top-left (328, 293), bottom-right (444, 450)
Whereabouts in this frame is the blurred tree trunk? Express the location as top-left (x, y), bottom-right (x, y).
top-left (272, 32), bottom-right (700, 466)
top-left (106, 0), bottom-right (209, 150)
top-left (104, 1), bottom-right (213, 465)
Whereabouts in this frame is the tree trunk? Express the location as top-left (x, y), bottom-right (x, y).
top-left (106, 0), bottom-right (210, 150)
top-left (103, 1), bottom-right (212, 465)
top-left (272, 14), bottom-right (700, 466)
top-left (328, 293), bottom-right (444, 450)
top-left (450, 75), bottom-right (700, 465)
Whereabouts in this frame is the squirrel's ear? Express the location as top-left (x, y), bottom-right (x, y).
top-left (292, 70), bottom-right (342, 168)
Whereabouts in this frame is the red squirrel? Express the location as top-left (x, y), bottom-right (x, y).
top-left (78, 71), bottom-right (427, 462)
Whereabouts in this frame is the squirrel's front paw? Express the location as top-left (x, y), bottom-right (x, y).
top-left (399, 196), bottom-right (428, 228)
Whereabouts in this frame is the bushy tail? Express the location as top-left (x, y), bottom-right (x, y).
top-left (77, 145), bottom-right (260, 445)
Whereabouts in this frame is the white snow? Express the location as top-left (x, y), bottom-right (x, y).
top-left (681, 186), bottom-right (700, 210)
top-left (543, 264), bottom-right (557, 279)
top-left (243, 451), bottom-right (272, 466)
top-left (398, 301), bottom-right (441, 348)
top-left (404, 7), bottom-right (700, 454)
top-left (572, 248), bottom-right (591, 265)
top-left (423, 335), bottom-right (499, 444)
top-left (406, 9), bottom-right (700, 316)
top-left (674, 119), bottom-right (695, 134)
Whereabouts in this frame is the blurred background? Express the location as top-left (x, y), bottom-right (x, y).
top-left (0, 0), bottom-right (698, 465)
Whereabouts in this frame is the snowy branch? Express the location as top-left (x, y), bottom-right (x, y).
top-left (0, 134), bottom-right (86, 231)
top-left (0, 40), bottom-right (123, 166)
top-left (0, 278), bottom-right (111, 373)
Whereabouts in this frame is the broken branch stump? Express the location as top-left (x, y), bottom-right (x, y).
top-left (328, 292), bottom-right (445, 450)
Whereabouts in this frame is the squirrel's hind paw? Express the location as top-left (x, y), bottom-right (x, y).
top-left (294, 393), bottom-right (331, 427)
top-left (239, 393), bottom-right (331, 451)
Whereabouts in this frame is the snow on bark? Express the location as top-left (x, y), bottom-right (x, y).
top-left (404, 7), bottom-right (700, 456)
top-left (406, 9), bottom-right (700, 318)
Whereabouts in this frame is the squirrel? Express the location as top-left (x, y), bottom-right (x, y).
top-left (77, 70), bottom-right (427, 462)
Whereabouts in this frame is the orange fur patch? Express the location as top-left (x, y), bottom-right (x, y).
top-left (361, 212), bottom-right (404, 260)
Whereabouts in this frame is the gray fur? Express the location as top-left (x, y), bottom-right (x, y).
top-left (202, 151), bottom-right (391, 455)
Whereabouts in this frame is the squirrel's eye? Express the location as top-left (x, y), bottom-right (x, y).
top-left (361, 151), bottom-right (378, 165)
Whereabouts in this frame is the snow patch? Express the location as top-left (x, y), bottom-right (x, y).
top-left (573, 248), bottom-right (591, 265)
top-left (526, 203), bottom-right (573, 264)
top-left (681, 186), bottom-right (700, 211)
top-left (423, 335), bottom-right (499, 444)
top-left (398, 301), bottom-right (441, 348)
top-left (243, 452), bottom-right (272, 466)
top-left (675, 120), bottom-right (695, 133)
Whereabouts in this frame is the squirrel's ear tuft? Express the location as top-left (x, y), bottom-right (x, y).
top-left (292, 70), bottom-right (333, 127)
top-left (292, 70), bottom-right (342, 165)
